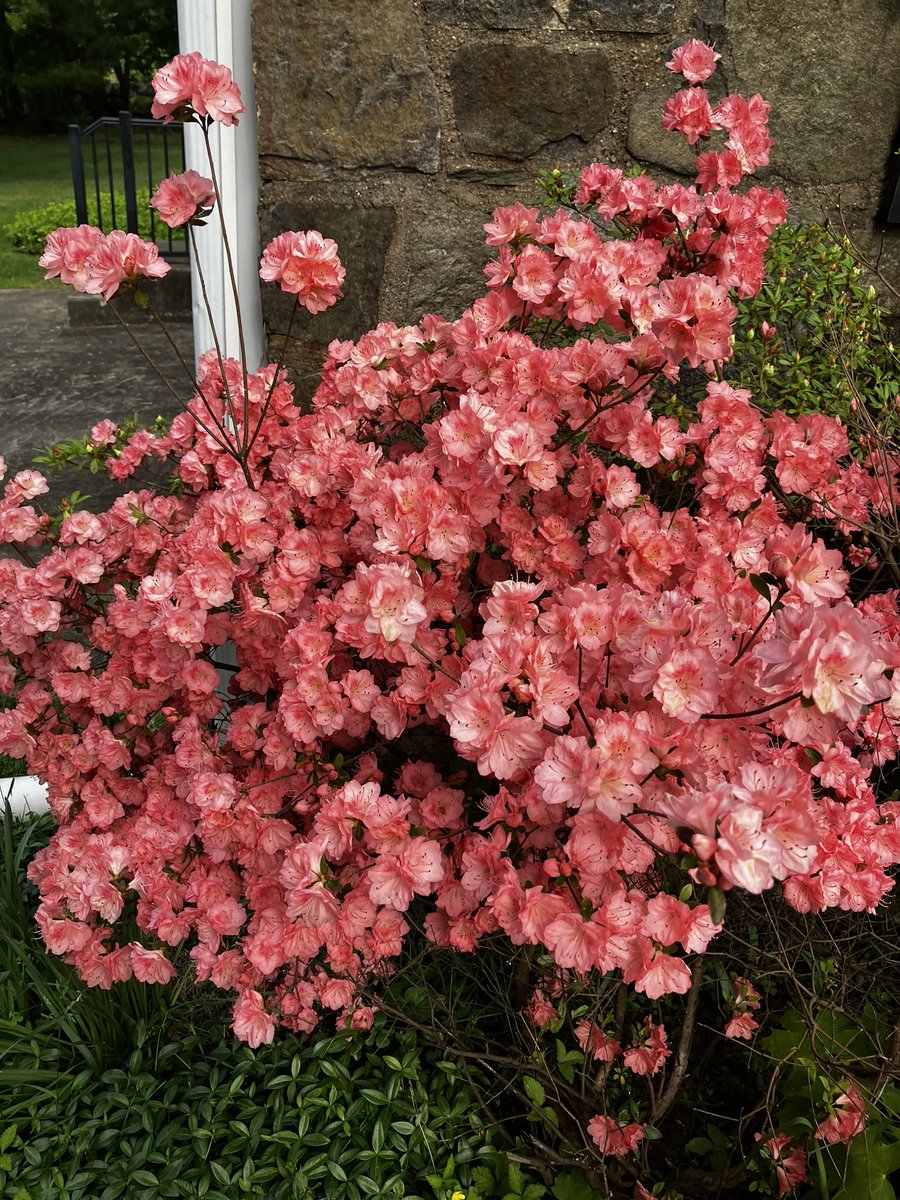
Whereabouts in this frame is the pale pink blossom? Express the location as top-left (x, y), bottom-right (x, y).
top-left (259, 230), bottom-right (345, 313)
top-left (151, 52), bottom-right (245, 125)
top-left (666, 39), bottom-right (721, 84)
top-left (151, 170), bottom-right (215, 228)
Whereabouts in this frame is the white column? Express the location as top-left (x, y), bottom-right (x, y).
top-left (177, 0), bottom-right (264, 370)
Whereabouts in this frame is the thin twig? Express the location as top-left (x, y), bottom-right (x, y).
top-left (653, 960), bottom-right (702, 1124)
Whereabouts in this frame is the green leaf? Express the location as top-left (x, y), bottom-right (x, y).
top-left (832, 1136), bottom-right (900, 1200)
top-left (326, 1161), bottom-right (348, 1183)
top-left (523, 1076), bottom-right (545, 1107)
top-left (552, 1170), bottom-right (601, 1200)
top-left (210, 1163), bottom-right (231, 1186)
top-left (686, 1132), bottom-right (715, 1152)
top-left (507, 1160), bottom-right (526, 1194)
top-left (131, 1171), bottom-right (158, 1187)
top-left (749, 574), bottom-right (772, 602)
top-left (0, 1126), bottom-right (16, 1153)
top-left (523, 1186), bottom-right (547, 1200)
top-left (707, 887), bottom-right (727, 925)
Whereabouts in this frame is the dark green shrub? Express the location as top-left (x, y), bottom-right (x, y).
top-left (0, 1024), bottom-right (540, 1200)
top-left (3, 191), bottom-right (183, 256)
top-left (728, 223), bottom-right (899, 436)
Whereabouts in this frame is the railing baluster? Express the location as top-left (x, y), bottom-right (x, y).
top-left (105, 125), bottom-right (116, 230)
top-left (119, 112), bottom-right (138, 235)
top-left (91, 133), bottom-right (102, 229)
top-left (68, 126), bottom-right (88, 226)
top-left (68, 116), bottom-right (186, 257)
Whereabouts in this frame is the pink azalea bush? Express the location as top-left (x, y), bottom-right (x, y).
top-left (4, 45), bottom-right (899, 1184)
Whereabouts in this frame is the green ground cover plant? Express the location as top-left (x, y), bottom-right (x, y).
top-left (0, 810), bottom-right (559, 1200)
top-left (728, 223), bottom-right (899, 434)
top-left (4, 189), bottom-right (171, 256)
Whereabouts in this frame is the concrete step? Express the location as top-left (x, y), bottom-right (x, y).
top-left (67, 262), bottom-right (192, 327)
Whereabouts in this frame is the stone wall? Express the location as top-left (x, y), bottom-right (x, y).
top-left (252, 0), bottom-right (900, 388)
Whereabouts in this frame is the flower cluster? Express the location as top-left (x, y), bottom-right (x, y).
top-left (150, 170), bottom-right (216, 229)
top-left (259, 230), bottom-right (346, 313)
top-left (9, 44), bottom-right (898, 1176)
top-left (39, 227), bottom-right (170, 302)
top-left (150, 51), bottom-right (245, 126)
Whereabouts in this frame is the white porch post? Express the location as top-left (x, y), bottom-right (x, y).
top-left (176, 0), bottom-right (264, 370)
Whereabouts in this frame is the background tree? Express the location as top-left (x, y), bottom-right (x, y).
top-left (0, 0), bottom-right (177, 132)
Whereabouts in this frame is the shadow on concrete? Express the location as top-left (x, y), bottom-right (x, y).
top-left (0, 288), bottom-right (193, 514)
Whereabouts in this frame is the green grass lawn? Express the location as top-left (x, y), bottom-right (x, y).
top-left (0, 134), bottom-right (71, 289)
top-left (0, 132), bottom-right (185, 289)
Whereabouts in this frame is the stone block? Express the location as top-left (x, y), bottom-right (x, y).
top-left (423, 0), bottom-right (556, 26)
top-left (722, 0), bottom-right (900, 183)
top-left (569, 0), bottom-right (674, 32)
top-left (627, 87), bottom-right (701, 176)
top-left (253, 0), bottom-right (441, 173)
top-left (259, 201), bottom-right (395, 391)
top-left (403, 209), bottom-right (490, 323)
top-left (451, 44), bottom-right (613, 160)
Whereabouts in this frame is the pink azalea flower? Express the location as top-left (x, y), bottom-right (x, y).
top-left (84, 231), bottom-right (170, 302)
top-left (758, 1134), bottom-right (807, 1196)
top-left (662, 88), bottom-right (714, 144)
top-left (259, 230), bottom-right (346, 313)
top-left (814, 1082), bottom-right (867, 1144)
top-left (574, 1020), bottom-right (622, 1061)
top-left (587, 1115), bottom-right (646, 1156)
top-left (39, 225), bottom-right (103, 290)
top-left (232, 989), bottom-right (276, 1048)
top-left (151, 170), bottom-right (215, 228)
top-left (666, 39), bottom-right (721, 84)
top-left (623, 1018), bottom-right (670, 1076)
top-left (151, 51), bottom-right (245, 125)
top-left (130, 944), bottom-right (176, 984)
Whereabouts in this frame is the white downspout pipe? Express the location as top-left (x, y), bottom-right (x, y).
top-left (2, 777), bottom-right (49, 818)
top-left (177, 0), bottom-right (264, 370)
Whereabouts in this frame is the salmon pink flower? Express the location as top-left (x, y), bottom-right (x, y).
top-left (587, 1115), bottom-right (646, 1156)
top-left (151, 170), bottom-right (215, 228)
top-left (151, 51), bottom-right (245, 125)
top-left (232, 989), bottom-right (276, 1048)
top-left (130, 944), bottom-right (176, 984)
top-left (39, 225), bottom-right (103, 290)
top-left (666, 39), bottom-right (721, 84)
top-left (814, 1083), bottom-right (867, 1144)
top-left (758, 1134), bottom-right (807, 1197)
top-left (85, 231), bottom-right (170, 302)
top-left (259, 230), bottom-right (345, 313)
top-left (623, 1018), bottom-right (670, 1075)
top-left (662, 88), bottom-right (714, 144)
top-left (367, 837), bottom-right (445, 910)
top-left (574, 1020), bottom-right (622, 1061)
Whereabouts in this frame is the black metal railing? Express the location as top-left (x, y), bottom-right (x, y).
top-left (68, 113), bottom-right (188, 258)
